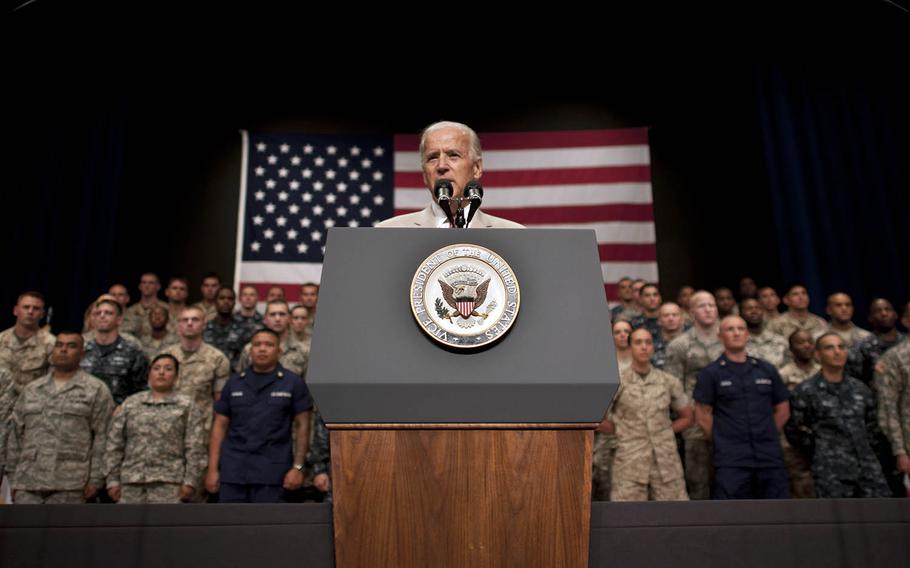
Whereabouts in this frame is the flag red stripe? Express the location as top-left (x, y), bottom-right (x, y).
top-left (598, 244), bottom-right (658, 262)
top-left (394, 128), bottom-right (649, 152)
top-left (393, 204), bottom-right (654, 224)
top-left (394, 165), bottom-right (651, 188)
top-left (239, 282), bottom-right (303, 303)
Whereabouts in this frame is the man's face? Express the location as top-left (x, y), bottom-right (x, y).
top-left (640, 287), bottom-right (662, 312)
top-left (740, 299), bottom-right (764, 327)
top-left (826, 293), bottom-right (854, 325)
top-left (149, 357), bottom-right (178, 392)
top-left (138, 274), bottom-right (160, 298)
top-left (677, 286), bottom-right (694, 310)
top-left (869, 299), bottom-right (897, 330)
top-left (690, 292), bottom-right (718, 327)
top-left (715, 288), bottom-right (735, 316)
top-left (251, 332), bottom-right (281, 368)
top-left (816, 335), bottom-right (847, 369)
top-left (789, 330), bottom-right (815, 362)
top-left (266, 287), bottom-right (285, 303)
top-left (149, 307), bottom-right (168, 330)
top-left (421, 126), bottom-right (482, 202)
top-left (239, 286), bottom-right (259, 310)
top-left (201, 277), bottom-right (220, 302)
top-left (617, 279), bottom-right (633, 302)
top-left (629, 329), bottom-right (655, 365)
top-left (265, 304), bottom-right (290, 334)
top-left (108, 285), bottom-right (130, 307)
top-left (612, 321), bottom-right (632, 350)
top-left (13, 295), bottom-right (45, 328)
top-left (51, 333), bottom-right (84, 371)
top-left (299, 286), bottom-right (319, 309)
top-left (784, 286), bottom-right (810, 311)
top-left (215, 289), bottom-right (235, 316)
top-left (718, 316), bottom-right (749, 351)
top-left (658, 303), bottom-right (683, 333)
top-left (177, 308), bottom-right (205, 339)
top-left (739, 277), bottom-right (757, 299)
top-left (166, 280), bottom-right (188, 303)
top-left (92, 302), bottom-right (122, 333)
top-left (290, 307), bottom-right (309, 334)
top-left (758, 287), bottom-right (780, 312)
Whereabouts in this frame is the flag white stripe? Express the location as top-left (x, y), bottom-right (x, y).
top-left (602, 262), bottom-right (659, 282)
top-left (233, 130), bottom-right (251, 289)
top-left (393, 183), bottom-right (653, 209)
top-left (524, 222), bottom-right (656, 244)
top-left (394, 145), bottom-right (651, 172)
top-left (239, 261), bottom-right (323, 284)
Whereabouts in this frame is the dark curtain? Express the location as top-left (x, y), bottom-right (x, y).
top-left (2, 94), bottom-right (129, 331)
top-left (757, 64), bottom-right (910, 323)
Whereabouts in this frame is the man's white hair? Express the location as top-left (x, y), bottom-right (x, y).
top-left (418, 121), bottom-right (483, 164)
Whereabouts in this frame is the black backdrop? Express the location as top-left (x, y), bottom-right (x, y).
top-left (5, 9), bottom-right (909, 332)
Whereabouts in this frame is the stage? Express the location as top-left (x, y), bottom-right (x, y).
top-left (1, 499), bottom-right (907, 567)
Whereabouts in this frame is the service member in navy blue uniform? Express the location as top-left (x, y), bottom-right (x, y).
top-left (694, 315), bottom-right (791, 499)
top-left (205, 329), bottom-right (313, 503)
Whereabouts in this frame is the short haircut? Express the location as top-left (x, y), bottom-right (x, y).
top-left (168, 276), bottom-right (188, 287)
top-left (629, 327), bottom-right (653, 341)
top-left (201, 272), bottom-right (221, 283)
top-left (788, 329), bottom-right (812, 347)
top-left (300, 282), bottom-right (320, 292)
top-left (266, 299), bottom-right (290, 312)
top-left (151, 353), bottom-right (180, 373)
top-left (240, 285), bottom-right (259, 294)
top-left (252, 328), bottom-right (281, 343)
top-left (17, 290), bottom-right (45, 304)
top-left (815, 332), bottom-right (844, 350)
top-left (94, 297), bottom-right (123, 315)
top-left (290, 304), bottom-right (308, 314)
top-left (419, 121), bottom-right (482, 162)
top-left (640, 283), bottom-right (660, 296)
top-left (217, 286), bottom-right (236, 297)
top-left (55, 330), bottom-right (85, 347)
top-left (140, 272), bottom-right (160, 282)
top-left (784, 283), bottom-right (808, 296)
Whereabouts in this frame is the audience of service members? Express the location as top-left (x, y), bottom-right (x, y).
top-left (1, 273), bottom-right (908, 504)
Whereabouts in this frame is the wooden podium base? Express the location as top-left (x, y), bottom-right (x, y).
top-left (329, 424), bottom-right (594, 567)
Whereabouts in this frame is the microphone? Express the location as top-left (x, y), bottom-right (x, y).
top-left (463, 180), bottom-right (483, 228)
top-left (434, 180), bottom-right (456, 227)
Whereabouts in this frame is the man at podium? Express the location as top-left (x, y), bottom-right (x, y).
top-left (376, 120), bottom-right (523, 229)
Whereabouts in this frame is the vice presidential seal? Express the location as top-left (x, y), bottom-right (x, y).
top-left (410, 244), bottom-right (520, 349)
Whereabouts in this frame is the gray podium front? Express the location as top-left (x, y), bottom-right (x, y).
top-left (307, 227), bottom-right (619, 567)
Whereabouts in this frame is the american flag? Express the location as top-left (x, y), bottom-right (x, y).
top-left (235, 128), bottom-right (657, 304)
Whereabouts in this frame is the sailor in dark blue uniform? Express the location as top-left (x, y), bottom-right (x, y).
top-left (206, 328), bottom-right (313, 503)
top-left (694, 315), bottom-right (791, 499)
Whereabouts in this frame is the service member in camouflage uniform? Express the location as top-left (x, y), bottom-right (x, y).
top-left (0, 291), bottom-right (55, 393)
top-left (664, 291), bottom-right (724, 500)
top-left (290, 305), bottom-right (312, 354)
top-left (122, 272), bottom-right (170, 338)
top-left (742, 298), bottom-right (789, 368)
top-left (758, 286), bottom-right (781, 322)
top-left (164, 277), bottom-right (190, 335)
top-left (651, 302), bottom-right (685, 370)
top-left (83, 293), bottom-right (143, 348)
top-left (825, 292), bottom-right (872, 349)
top-left (299, 283), bottom-right (320, 335)
top-left (847, 298), bottom-right (905, 387)
top-left (777, 330), bottom-right (820, 498)
top-left (139, 305), bottom-right (180, 359)
top-left (875, 335), bottom-right (910, 485)
top-left (0, 366), bottom-right (17, 477)
top-left (105, 353), bottom-right (207, 504)
top-left (80, 298), bottom-right (149, 405)
top-left (191, 272), bottom-right (221, 323)
top-left (593, 320), bottom-right (633, 500)
top-left (158, 307), bottom-right (231, 431)
top-left (7, 332), bottom-right (114, 504)
top-left (629, 284), bottom-right (662, 341)
top-left (204, 287), bottom-right (257, 370)
top-left (599, 328), bottom-right (692, 501)
top-left (237, 285), bottom-right (264, 330)
top-left (614, 279), bottom-right (645, 323)
top-left (236, 300), bottom-right (309, 377)
top-left (610, 277), bottom-right (637, 322)
top-left (714, 287), bottom-right (738, 318)
top-left (766, 284), bottom-right (828, 340)
top-left (786, 333), bottom-right (891, 498)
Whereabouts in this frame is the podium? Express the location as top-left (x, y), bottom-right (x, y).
top-left (307, 228), bottom-right (620, 567)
